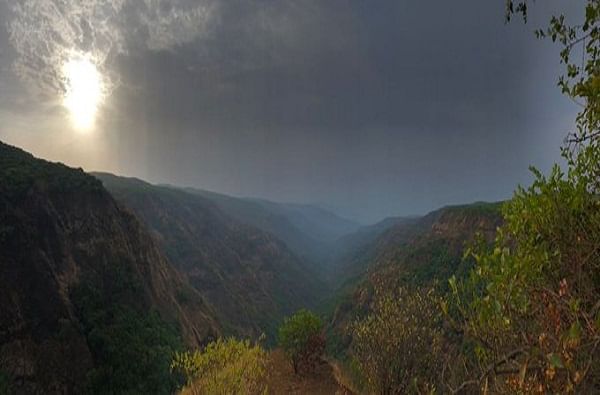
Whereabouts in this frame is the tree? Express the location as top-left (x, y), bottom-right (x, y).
top-left (350, 285), bottom-right (443, 395)
top-left (72, 266), bottom-right (184, 394)
top-left (442, 4), bottom-right (600, 389)
top-left (440, 3), bottom-right (600, 392)
top-left (277, 309), bottom-right (325, 374)
top-left (507, 0), bottom-right (599, 145)
top-left (171, 338), bottom-right (268, 395)
top-left (448, 147), bottom-right (600, 393)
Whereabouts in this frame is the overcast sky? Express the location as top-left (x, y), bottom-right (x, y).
top-left (0, 0), bottom-right (582, 223)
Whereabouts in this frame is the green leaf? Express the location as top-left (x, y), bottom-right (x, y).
top-left (568, 321), bottom-right (582, 340)
top-left (547, 353), bottom-right (564, 368)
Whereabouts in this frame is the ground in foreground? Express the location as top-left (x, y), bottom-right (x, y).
top-left (265, 350), bottom-right (352, 394)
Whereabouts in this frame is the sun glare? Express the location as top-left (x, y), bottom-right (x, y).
top-left (62, 55), bottom-right (103, 131)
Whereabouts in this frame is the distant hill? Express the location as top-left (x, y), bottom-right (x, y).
top-left (0, 142), bottom-right (219, 394)
top-left (95, 173), bottom-right (325, 340)
top-left (246, 198), bottom-right (361, 242)
top-left (327, 201), bottom-right (503, 355)
top-left (180, 187), bottom-right (360, 269)
top-left (326, 216), bottom-right (419, 286)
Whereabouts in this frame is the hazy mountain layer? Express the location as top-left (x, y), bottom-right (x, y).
top-left (182, 187), bottom-right (360, 268)
top-left (95, 173), bottom-right (325, 340)
top-left (326, 216), bottom-right (419, 286)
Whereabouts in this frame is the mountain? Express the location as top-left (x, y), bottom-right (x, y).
top-left (246, 199), bottom-right (361, 242)
top-left (181, 188), bottom-right (360, 268)
top-left (0, 142), bottom-right (219, 394)
top-left (327, 202), bottom-right (503, 355)
top-left (95, 173), bottom-right (325, 340)
top-left (326, 216), bottom-right (419, 286)
top-left (0, 139), bottom-right (506, 393)
top-left (363, 202), bottom-right (502, 281)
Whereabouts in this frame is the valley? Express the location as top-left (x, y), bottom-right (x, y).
top-left (1, 0), bottom-right (598, 393)
top-left (0, 141), bottom-right (505, 393)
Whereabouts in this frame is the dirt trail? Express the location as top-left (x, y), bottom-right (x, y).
top-left (265, 350), bottom-right (354, 394)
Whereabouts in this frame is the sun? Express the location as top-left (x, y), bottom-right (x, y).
top-left (62, 54), bottom-right (104, 131)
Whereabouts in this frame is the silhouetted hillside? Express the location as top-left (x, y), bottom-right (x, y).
top-left (0, 142), bottom-right (219, 394)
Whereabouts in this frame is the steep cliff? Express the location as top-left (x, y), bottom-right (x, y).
top-left (0, 142), bottom-right (219, 394)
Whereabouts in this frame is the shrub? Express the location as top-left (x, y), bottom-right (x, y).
top-left (350, 285), bottom-right (443, 394)
top-left (447, 145), bottom-right (600, 393)
top-left (278, 309), bottom-right (324, 374)
top-left (171, 338), bottom-right (268, 395)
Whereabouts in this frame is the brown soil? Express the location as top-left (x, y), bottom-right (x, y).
top-left (265, 350), bottom-right (354, 395)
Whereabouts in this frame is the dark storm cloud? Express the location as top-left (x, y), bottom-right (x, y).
top-left (114, 1), bottom-right (536, 130)
top-left (0, 0), bottom-right (581, 222)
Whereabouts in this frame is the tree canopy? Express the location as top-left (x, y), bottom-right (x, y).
top-left (278, 309), bottom-right (325, 374)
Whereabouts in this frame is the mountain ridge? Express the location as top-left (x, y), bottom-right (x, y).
top-left (94, 172), bottom-right (326, 340)
top-left (326, 201), bottom-right (503, 356)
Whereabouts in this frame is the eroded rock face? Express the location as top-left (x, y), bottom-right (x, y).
top-left (0, 141), bottom-right (219, 393)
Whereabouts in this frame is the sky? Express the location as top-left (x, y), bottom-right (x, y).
top-left (0, 0), bottom-right (582, 223)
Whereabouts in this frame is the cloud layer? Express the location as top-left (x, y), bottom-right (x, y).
top-left (5, 0), bottom-right (214, 97)
top-left (0, 0), bottom-right (581, 222)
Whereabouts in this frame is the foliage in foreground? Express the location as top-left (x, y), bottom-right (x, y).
top-left (278, 309), bottom-right (325, 374)
top-left (440, 2), bottom-right (600, 393)
top-left (171, 338), bottom-right (268, 395)
top-left (343, 150), bottom-right (600, 394)
top-left (507, 0), bottom-right (599, 146)
top-left (446, 143), bottom-right (600, 393)
top-left (342, 6), bottom-right (600, 384)
top-left (350, 285), bottom-right (443, 394)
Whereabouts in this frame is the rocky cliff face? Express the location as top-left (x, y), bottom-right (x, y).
top-left (94, 172), bottom-right (324, 340)
top-left (0, 142), bottom-right (219, 394)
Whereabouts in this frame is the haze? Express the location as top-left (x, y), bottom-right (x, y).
top-left (0, 0), bottom-right (581, 223)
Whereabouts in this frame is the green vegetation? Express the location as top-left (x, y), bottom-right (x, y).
top-left (0, 143), bottom-right (103, 200)
top-left (278, 309), bottom-right (325, 374)
top-left (0, 371), bottom-right (9, 395)
top-left (171, 338), bottom-right (268, 395)
top-left (442, 201), bottom-right (503, 217)
top-left (440, 1), bottom-right (600, 392)
top-left (1, 0), bottom-right (597, 392)
top-left (447, 146), bottom-right (600, 393)
top-left (401, 240), bottom-right (463, 288)
top-left (507, 0), bottom-right (600, 145)
top-left (333, 2), bottom-right (600, 393)
top-left (350, 285), bottom-right (443, 394)
top-left (95, 172), bottom-right (324, 344)
top-left (72, 264), bottom-right (184, 394)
